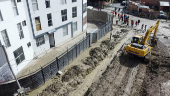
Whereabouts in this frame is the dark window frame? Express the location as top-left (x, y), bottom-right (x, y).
top-left (72, 7), bottom-right (77, 18)
top-left (47, 13), bottom-right (53, 27)
top-left (61, 9), bottom-right (67, 22)
top-left (36, 36), bottom-right (45, 47)
top-left (13, 46), bottom-right (25, 65)
top-left (72, 0), bottom-right (76, 2)
top-left (45, 0), bottom-right (50, 8)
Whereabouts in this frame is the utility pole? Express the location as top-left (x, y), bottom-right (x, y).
top-left (1, 45), bottom-right (25, 96)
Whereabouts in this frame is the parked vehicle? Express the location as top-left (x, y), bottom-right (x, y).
top-left (121, 1), bottom-right (127, 6)
top-left (159, 11), bottom-right (165, 16)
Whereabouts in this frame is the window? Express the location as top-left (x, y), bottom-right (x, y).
top-left (35, 17), bottom-right (41, 31)
top-left (63, 25), bottom-right (68, 36)
top-left (61, 0), bottom-right (67, 5)
top-left (13, 46), bottom-right (25, 65)
top-left (83, 3), bottom-right (87, 13)
top-left (47, 13), bottom-right (53, 26)
top-left (17, 23), bottom-right (24, 39)
top-left (11, 0), bottom-right (19, 16)
top-left (36, 36), bottom-right (45, 47)
top-left (72, 7), bottom-right (77, 18)
top-left (27, 42), bottom-right (31, 47)
top-left (72, 0), bottom-right (76, 2)
top-left (73, 22), bottom-right (77, 32)
top-left (22, 20), bottom-right (26, 26)
top-left (45, 0), bottom-right (50, 8)
top-left (1, 30), bottom-right (11, 48)
top-left (32, 0), bottom-right (38, 11)
top-left (17, 0), bottom-right (21, 2)
top-left (0, 10), bottom-right (3, 22)
top-left (1, 30), bottom-right (11, 47)
top-left (61, 9), bottom-right (67, 22)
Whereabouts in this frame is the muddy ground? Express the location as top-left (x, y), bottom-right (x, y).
top-left (85, 45), bottom-right (170, 96)
top-left (27, 23), bottom-right (170, 96)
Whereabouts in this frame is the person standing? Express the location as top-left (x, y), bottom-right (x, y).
top-left (127, 20), bottom-right (129, 27)
top-left (135, 21), bottom-right (138, 26)
top-left (138, 20), bottom-right (140, 25)
top-left (116, 20), bottom-right (118, 25)
top-left (115, 11), bottom-right (117, 17)
top-left (141, 24), bottom-right (144, 30)
top-left (124, 18), bottom-right (126, 24)
top-left (131, 20), bottom-right (134, 27)
top-left (121, 14), bottom-right (123, 21)
top-left (144, 25), bottom-right (147, 31)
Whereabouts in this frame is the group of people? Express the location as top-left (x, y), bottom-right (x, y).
top-left (115, 13), bottom-right (147, 31)
top-left (116, 14), bottom-right (129, 26)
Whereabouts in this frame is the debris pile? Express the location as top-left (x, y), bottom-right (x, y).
top-left (38, 65), bottom-right (91, 96)
top-left (83, 39), bottom-right (114, 68)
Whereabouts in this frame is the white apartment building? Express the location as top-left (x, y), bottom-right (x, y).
top-left (0, 0), bottom-right (34, 75)
top-left (23, 0), bottom-right (87, 56)
top-left (0, 0), bottom-right (87, 75)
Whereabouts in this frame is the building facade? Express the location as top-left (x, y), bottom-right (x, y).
top-left (23, 0), bottom-right (87, 56)
top-left (0, 0), bottom-right (34, 75)
top-left (0, 0), bottom-right (87, 75)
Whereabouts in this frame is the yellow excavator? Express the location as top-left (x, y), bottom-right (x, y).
top-left (126, 20), bottom-right (160, 58)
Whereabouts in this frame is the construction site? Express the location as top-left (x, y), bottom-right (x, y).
top-left (0, 1), bottom-right (170, 96)
top-left (20, 6), bottom-right (170, 96)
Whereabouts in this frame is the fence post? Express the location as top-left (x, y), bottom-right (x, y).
top-left (89, 35), bottom-right (91, 47)
top-left (76, 42), bottom-right (77, 58)
top-left (41, 67), bottom-right (45, 84)
top-left (67, 47), bottom-right (69, 64)
top-left (83, 37), bottom-right (84, 51)
top-left (56, 57), bottom-right (59, 70)
top-left (86, 36), bottom-right (87, 49)
top-left (30, 71), bottom-right (34, 89)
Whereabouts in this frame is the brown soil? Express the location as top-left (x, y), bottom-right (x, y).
top-left (141, 47), bottom-right (170, 96)
top-left (29, 24), bottom-right (170, 96)
top-left (85, 45), bottom-right (170, 96)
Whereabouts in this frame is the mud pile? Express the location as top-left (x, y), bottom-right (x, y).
top-left (142, 46), bottom-right (170, 96)
top-left (38, 65), bottom-right (91, 96)
top-left (83, 39), bottom-right (114, 68)
top-left (112, 30), bottom-right (128, 43)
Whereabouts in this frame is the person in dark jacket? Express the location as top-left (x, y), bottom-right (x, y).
top-left (116, 20), bottom-right (118, 25)
top-left (135, 21), bottom-right (138, 26)
top-left (141, 24), bottom-right (144, 30)
top-left (138, 20), bottom-right (140, 25)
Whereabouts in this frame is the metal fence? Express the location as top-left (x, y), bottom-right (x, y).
top-left (0, 22), bottom-right (112, 96)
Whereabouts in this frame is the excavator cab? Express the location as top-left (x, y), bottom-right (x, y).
top-left (131, 35), bottom-right (143, 44)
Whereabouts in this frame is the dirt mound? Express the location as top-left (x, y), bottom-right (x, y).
top-left (83, 56), bottom-right (98, 68)
top-left (38, 65), bottom-right (92, 96)
top-left (89, 47), bottom-right (106, 61)
top-left (100, 39), bottom-right (115, 50)
top-left (38, 81), bottom-right (72, 96)
top-left (62, 65), bottom-right (88, 82)
top-left (121, 29), bottom-right (128, 32)
top-left (88, 39), bottom-right (114, 61)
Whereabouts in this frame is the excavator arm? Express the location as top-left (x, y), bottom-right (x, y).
top-left (141, 20), bottom-right (160, 45)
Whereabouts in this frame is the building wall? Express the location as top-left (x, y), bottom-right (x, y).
top-left (24, 0), bottom-right (86, 56)
top-left (132, 0), bottom-right (159, 6)
top-left (83, 0), bottom-right (87, 31)
top-left (0, 0), bottom-right (34, 75)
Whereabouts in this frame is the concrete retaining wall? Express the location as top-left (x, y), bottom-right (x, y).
top-left (87, 9), bottom-right (108, 23)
